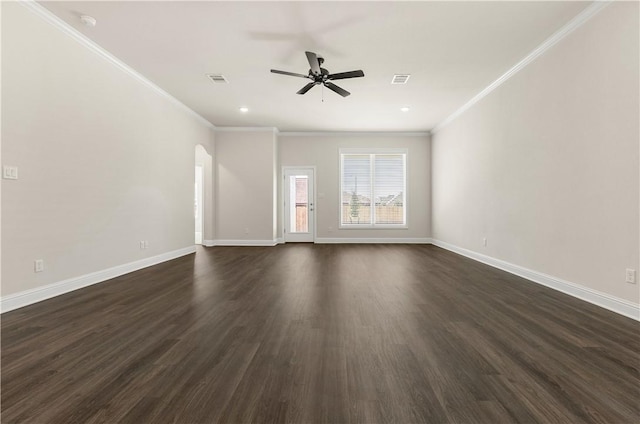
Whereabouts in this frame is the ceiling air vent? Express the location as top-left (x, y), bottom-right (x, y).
top-left (391, 74), bottom-right (411, 84)
top-left (206, 74), bottom-right (228, 84)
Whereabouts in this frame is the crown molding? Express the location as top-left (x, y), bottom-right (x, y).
top-left (431, 0), bottom-right (612, 133)
top-left (18, 0), bottom-right (215, 130)
top-left (278, 131), bottom-right (431, 137)
top-left (214, 127), bottom-right (279, 133)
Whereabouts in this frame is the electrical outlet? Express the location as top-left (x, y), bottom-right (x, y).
top-left (626, 269), bottom-right (636, 284)
top-left (144, 241), bottom-right (149, 249)
top-left (34, 259), bottom-right (44, 273)
top-left (483, 238), bottom-right (487, 247)
top-left (244, 228), bottom-right (249, 234)
top-left (140, 241), bottom-right (145, 250)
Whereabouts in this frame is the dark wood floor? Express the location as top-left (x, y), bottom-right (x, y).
top-left (1, 244), bottom-right (639, 423)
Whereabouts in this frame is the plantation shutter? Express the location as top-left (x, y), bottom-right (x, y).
top-left (341, 154), bottom-right (372, 225)
top-left (340, 150), bottom-right (406, 227)
top-left (373, 154), bottom-right (405, 224)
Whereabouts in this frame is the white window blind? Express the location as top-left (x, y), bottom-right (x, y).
top-left (340, 150), bottom-right (407, 227)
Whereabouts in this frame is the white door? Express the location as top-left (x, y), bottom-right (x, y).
top-left (284, 168), bottom-right (315, 242)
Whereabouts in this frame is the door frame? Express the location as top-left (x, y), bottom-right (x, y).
top-left (282, 166), bottom-right (317, 243)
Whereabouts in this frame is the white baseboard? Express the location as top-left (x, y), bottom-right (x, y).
top-left (431, 239), bottom-right (640, 321)
top-left (275, 237), bottom-right (285, 245)
top-left (315, 237), bottom-right (433, 244)
top-left (11, 239), bottom-right (632, 321)
top-left (1, 246), bottom-right (196, 314)
top-left (210, 239), bottom-right (279, 246)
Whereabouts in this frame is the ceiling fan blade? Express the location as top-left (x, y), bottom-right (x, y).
top-left (327, 70), bottom-right (365, 81)
top-left (271, 69), bottom-right (310, 79)
top-left (324, 82), bottom-right (350, 97)
top-left (297, 82), bottom-right (316, 95)
top-left (305, 51), bottom-right (321, 76)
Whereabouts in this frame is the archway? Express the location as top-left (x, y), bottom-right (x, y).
top-left (195, 144), bottom-right (213, 245)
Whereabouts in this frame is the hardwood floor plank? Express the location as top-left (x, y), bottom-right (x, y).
top-left (2, 244), bottom-right (638, 423)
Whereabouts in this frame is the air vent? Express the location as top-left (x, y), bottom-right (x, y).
top-left (391, 74), bottom-right (411, 84)
top-left (206, 74), bottom-right (228, 84)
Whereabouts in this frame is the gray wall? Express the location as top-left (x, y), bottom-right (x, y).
top-left (214, 130), bottom-right (278, 243)
top-left (279, 134), bottom-right (431, 241)
top-left (1, 3), bottom-right (213, 297)
top-left (431, 2), bottom-right (639, 304)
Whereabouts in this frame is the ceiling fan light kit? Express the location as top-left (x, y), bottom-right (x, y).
top-left (271, 51), bottom-right (365, 98)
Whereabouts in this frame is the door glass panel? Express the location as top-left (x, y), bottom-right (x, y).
top-left (289, 175), bottom-right (308, 233)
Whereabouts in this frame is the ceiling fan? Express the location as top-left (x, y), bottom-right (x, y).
top-left (271, 51), bottom-right (364, 97)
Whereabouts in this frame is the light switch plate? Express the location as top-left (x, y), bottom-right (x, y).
top-left (3, 166), bottom-right (18, 180)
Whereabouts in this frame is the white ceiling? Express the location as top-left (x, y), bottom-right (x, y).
top-left (42, 1), bottom-right (590, 132)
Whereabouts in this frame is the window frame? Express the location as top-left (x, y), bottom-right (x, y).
top-left (339, 148), bottom-right (408, 229)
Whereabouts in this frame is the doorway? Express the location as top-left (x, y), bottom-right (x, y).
top-left (284, 168), bottom-right (315, 242)
top-left (194, 164), bottom-right (203, 244)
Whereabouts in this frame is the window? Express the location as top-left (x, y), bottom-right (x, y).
top-left (340, 149), bottom-right (407, 227)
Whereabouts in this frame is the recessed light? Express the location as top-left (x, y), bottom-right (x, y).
top-left (80, 15), bottom-right (97, 27)
top-left (400, 107), bottom-right (410, 112)
top-left (239, 107), bottom-right (249, 113)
